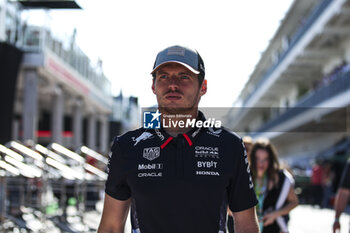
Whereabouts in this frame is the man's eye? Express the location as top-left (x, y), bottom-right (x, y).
top-left (159, 75), bottom-right (168, 79)
top-left (180, 75), bottom-right (190, 79)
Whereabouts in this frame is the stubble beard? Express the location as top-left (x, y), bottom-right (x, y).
top-left (158, 91), bottom-right (201, 115)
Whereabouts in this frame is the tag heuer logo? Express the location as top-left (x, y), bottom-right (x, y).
top-left (143, 147), bottom-right (160, 161)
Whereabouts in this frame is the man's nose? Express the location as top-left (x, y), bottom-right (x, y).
top-left (168, 76), bottom-right (180, 90)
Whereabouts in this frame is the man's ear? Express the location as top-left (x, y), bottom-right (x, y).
top-left (200, 79), bottom-right (207, 96)
top-left (152, 79), bottom-right (156, 94)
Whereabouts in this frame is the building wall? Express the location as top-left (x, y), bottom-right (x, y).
top-left (273, 132), bottom-right (349, 159)
top-left (0, 0), bottom-right (6, 41)
top-left (343, 38), bottom-right (350, 63)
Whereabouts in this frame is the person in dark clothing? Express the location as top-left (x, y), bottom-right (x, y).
top-left (333, 159), bottom-right (350, 233)
top-left (98, 45), bottom-right (259, 233)
top-left (311, 161), bottom-right (324, 206)
top-left (250, 139), bottom-right (298, 233)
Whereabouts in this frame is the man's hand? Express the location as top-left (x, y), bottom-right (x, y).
top-left (332, 219), bottom-right (340, 233)
top-left (333, 188), bottom-right (350, 233)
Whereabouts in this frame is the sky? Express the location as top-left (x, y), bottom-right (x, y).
top-left (24, 0), bottom-right (294, 108)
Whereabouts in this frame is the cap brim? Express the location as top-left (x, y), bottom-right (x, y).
top-left (151, 61), bottom-right (200, 75)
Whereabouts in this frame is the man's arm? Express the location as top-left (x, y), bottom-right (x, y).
top-left (98, 194), bottom-right (131, 233)
top-left (232, 207), bottom-right (259, 233)
top-left (333, 188), bottom-right (350, 233)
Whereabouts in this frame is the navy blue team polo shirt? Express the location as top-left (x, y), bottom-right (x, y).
top-left (105, 111), bottom-right (257, 233)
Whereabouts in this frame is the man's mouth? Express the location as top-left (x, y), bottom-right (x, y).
top-left (165, 93), bottom-right (182, 100)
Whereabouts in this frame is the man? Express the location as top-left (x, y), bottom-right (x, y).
top-left (333, 159), bottom-right (350, 233)
top-left (98, 45), bottom-right (259, 233)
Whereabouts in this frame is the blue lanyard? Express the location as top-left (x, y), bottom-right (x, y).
top-left (255, 175), bottom-right (267, 232)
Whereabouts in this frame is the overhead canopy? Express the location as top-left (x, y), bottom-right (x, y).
top-left (16, 0), bottom-right (81, 9)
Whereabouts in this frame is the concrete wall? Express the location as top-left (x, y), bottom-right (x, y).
top-left (0, 0), bottom-right (5, 41)
top-left (272, 132), bottom-right (349, 159)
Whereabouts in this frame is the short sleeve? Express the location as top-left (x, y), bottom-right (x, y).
top-left (339, 160), bottom-right (350, 189)
top-left (228, 139), bottom-right (258, 212)
top-left (105, 137), bottom-right (131, 200)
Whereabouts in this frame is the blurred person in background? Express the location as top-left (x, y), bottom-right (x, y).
top-left (250, 139), bottom-right (298, 233)
top-left (311, 160), bottom-right (325, 207)
top-left (333, 158), bottom-right (350, 233)
top-left (321, 160), bottom-right (334, 209)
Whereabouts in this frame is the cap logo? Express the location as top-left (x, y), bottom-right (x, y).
top-left (167, 47), bottom-right (185, 56)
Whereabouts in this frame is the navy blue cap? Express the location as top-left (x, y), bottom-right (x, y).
top-left (151, 45), bottom-right (205, 78)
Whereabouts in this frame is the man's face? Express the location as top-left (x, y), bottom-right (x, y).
top-left (152, 63), bottom-right (207, 113)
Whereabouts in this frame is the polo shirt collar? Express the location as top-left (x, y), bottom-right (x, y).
top-left (153, 110), bottom-right (206, 149)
